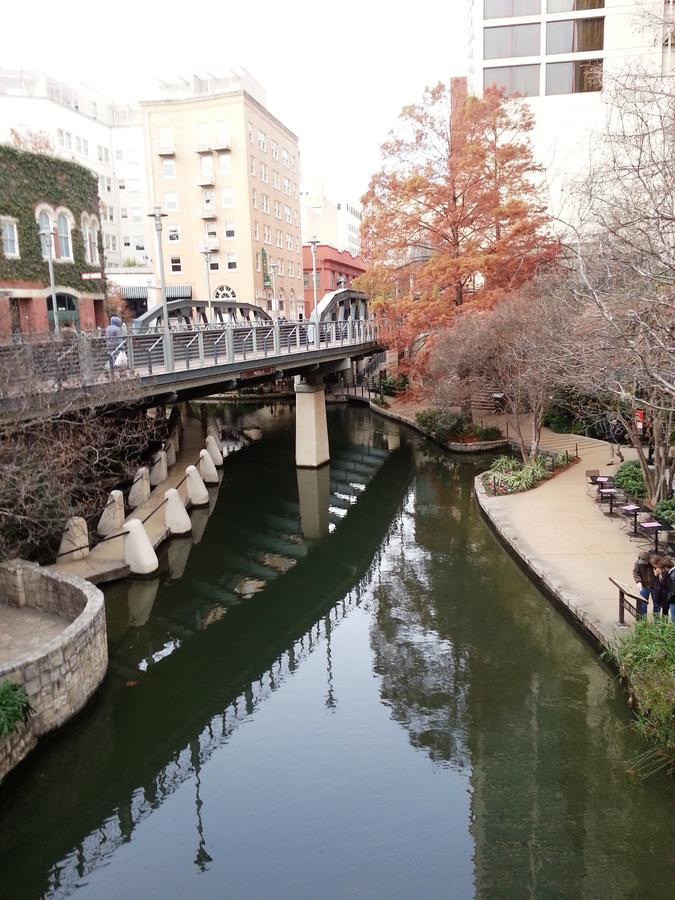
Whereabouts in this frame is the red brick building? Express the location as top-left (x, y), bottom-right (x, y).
top-left (302, 244), bottom-right (366, 319)
top-left (0, 145), bottom-right (105, 340)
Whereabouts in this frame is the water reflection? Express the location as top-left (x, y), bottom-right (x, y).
top-left (0, 409), bottom-right (673, 900)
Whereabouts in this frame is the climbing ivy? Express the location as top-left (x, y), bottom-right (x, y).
top-left (0, 144), bottom-right (104, 294)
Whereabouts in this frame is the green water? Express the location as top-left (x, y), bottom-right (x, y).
top-left (0, 405), bottom-right (672, 899)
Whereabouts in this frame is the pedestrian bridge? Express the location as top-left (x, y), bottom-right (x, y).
top-left (0, 321), bottom-right (381, 465)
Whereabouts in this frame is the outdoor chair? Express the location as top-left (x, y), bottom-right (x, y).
top-left (585, 469), bottom-right (599, 496)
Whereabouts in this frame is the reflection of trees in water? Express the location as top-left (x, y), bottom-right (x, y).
top-left (370, 455), bottom-right (675, 898)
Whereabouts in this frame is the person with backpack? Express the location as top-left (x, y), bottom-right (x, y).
top-left (632, 550), bottom-right (655, 617)
top-left (660, 558), bottom-right (675, 622)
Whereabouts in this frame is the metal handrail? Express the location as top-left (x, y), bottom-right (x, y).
top-left (609, 577), bottom-right (644, 625)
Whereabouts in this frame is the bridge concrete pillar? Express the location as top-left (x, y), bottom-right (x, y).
top-left (128, 467), bottom-right (151, 509)
top-left (97, 490), bottom-right (125, 537)
top-left (295, 375), bottom-right (329, 469)
top-left (58, 516), bottom-right (89, 561)
top-left (297, 465), bottom-right (330, 540)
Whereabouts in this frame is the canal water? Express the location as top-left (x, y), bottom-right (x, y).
top-left (0, 405), bottom-right (672, 899)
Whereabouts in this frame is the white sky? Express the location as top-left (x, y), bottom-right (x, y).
top-left (4, 0), bottom-right (468, 202)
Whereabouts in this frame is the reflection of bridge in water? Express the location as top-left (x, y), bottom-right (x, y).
top-left (4, 408), bottom-right (415, 900)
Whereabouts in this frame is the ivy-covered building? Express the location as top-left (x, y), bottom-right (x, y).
top-left (0, 144), bottom-right (105, 338)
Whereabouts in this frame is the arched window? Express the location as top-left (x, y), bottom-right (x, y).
top-left (88, 216), bottom-right (100, 265)
top-left (57, 213), bottom-right (72, 259)
top-left (38, 209), bottom-right (53, 260)
top-left (289, 288), bottom-right (296, 301)
top-left (81, 216), bottom-right (90, 263)
top-left (213, 284), bottom-right (236, 299)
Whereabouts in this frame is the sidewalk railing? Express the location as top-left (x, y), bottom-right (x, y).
top-left (0, 319), bottom-right (379, 401)
top-left (609, 577), bottom-right (643, 625)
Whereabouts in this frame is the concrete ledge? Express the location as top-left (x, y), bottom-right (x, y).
top-left (0, 560), bottom-right (108, 782)
top-left (353, 397), bottom-right (510, 454)
top-left (473, 475), bottom-right (617, 651)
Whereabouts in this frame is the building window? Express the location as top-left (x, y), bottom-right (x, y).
top-left (262, 194), bottom-right (270, 214)
top-left (258, 130), bottom-right (267, 151)
top-left (484, 24), bottom-right (540, 59)
top-left (226, 254), bottom-right (237, 270)
top-left (56, 213), bottom-right (72, 260)
top-left (546, 18), bottom-right (604, 55)
top-left (282, 148), bottom-right (289, 168)
top-left (546, 58), bottom-right (603, 94)
top-left (224, 221), bottom-right (236, 239)
top-left (274, 201), bottom-right (282, 219)
top-left (254, 221), bottom-right (259, 240)
top-left (209, 259), bottom-right (220, 271)
top-left (285, 205), bottom-right (292, 223)
top-left (484, 63), bottom-right (540, 96)
top-left (484, 0), bottom-right (540, 16)
top-left (264, 225), bottom-right (272, 244)
top-left (134, 236), bottom-right (145, 251)
top-left (121, 208), bottom-right (128, 219)
top-left (203, 189), bottom-right (216, 210)
top-left (162, 158), bottom-right (175, 179)
top-left (273, 170), bottom-right (280, 190)
top-left (165, 192), bottom-right (178, 211)
top-left (283, 177), bottom-right (290, 195)
top-left (198, 123), bottom-right (211, 149)
top-left (248, 122), bottom-right (254, 143)
top-left (250, 157), bottom-right (256, 177)
top-left (118, 178), bottom-right (126, 191)
top-left (219, 153), bottom-right (232, 175)
top-left (214, 284), bottom-right (237, 299)
top-left (286, 233), bottom-right (293, 250)
top-left (271, 139), bottom-right (278, 160)
top-left (252, 189), bottom-right (257, 208)
top-left (82, 139), bottom-right (89, 156)
top-left (0, 217), bottom-right (19, 258)
top-left (159, 127), bottom-right (173, 150)
top-left (221, 187), bottom-right (234, 208)
top-left (200, 154), bottom-right (215, 180)
top-left (547, 1), bottom-right (603, 11)
top-left (168, 224), bottom-right (181, 242)
top-left (256, 252), bottom-right (261, 271)
top-left (123, 235), bottom-right (131, 247)
top-left (170, 256), bottom-right (182, 273)
top-left (132, 207), bottom-right (142, 223)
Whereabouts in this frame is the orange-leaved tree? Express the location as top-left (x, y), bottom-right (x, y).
top-left (360, 78), bottom-right (559, 367)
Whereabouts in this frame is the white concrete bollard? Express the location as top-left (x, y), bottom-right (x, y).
top-left (166, 438), bottom-right (177, 468)
top-left (97, 490), bottom-right (125, 537)
top-left (164, 487), bottom-right (191, 535)
top-left (58, 516), bottom-right (89, 561)
top-left (124, 518), bottom-right (159, 575)
top-left (172, 423), bottom-right (181, 453)
top-left (206, 435), bottom-right (224, 467)
top-left (198, 448), bottom-right (219, 484)
top-left (150, 450), bottom-right (168, 486)
top-left (185, 465), bottom-right (209, 507)
top-left (128, 467), bottom-right (151, 509)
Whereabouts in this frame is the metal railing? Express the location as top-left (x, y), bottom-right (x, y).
top-left (609, 577), bottom-right (644, 625)
top-left (0, 319), bottom-right (379, 401)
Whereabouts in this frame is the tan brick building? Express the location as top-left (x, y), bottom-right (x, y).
top-left (141, 74), bottom-right (303, 320)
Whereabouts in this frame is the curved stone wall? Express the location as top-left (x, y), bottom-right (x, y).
top-left (0, 560), bottom-right (107, 781)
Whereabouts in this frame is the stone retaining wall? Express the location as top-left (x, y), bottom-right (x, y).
top-left (0, 560), bottom-right (108, 782)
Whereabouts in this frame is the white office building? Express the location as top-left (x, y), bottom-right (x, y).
top-left (467, 1), bottom-right (674, 222)
top-left (301, 179), bottom-right (362, 256)
top-left (0, 69), bottom-right (152, 269)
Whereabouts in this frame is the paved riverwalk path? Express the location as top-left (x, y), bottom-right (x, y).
top-left (50, 417), bottom-right (210, 584)
top-left (364, 395), bottom-right (641, 648)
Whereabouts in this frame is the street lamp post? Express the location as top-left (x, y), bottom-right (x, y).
top-left (308, 235), bottom-right (319, 341)
top-left (201, 246), bottom-right (213, 325)
top-left (149, 206), bottom-right (173, 371)
top-left (40, 228), bottom-right (59, 337)
top-left (270, 261), bottom-right (279, 318)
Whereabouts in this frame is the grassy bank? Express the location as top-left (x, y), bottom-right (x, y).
top-left (606, 619), bottom-right (675, 778)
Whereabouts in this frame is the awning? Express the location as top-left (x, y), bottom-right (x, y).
top-left (120, 286), bottom-right (148, 300)
top-left (119, 285), bottom-right (192, 300)
top-left (167, 285), bottom-right (192, 299)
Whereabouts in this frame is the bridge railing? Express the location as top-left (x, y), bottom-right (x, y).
top-left (0, 320), bottom-right (379, 399)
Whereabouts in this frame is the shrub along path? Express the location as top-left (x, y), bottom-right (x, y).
top-left (377, 398), bottom-right (642, 648)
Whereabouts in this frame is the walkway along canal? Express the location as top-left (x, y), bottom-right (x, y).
top-left (0, 406), bottom-right (673, 899)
